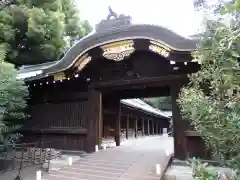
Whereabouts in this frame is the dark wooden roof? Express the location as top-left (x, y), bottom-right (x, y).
top-left (17, 8), bottom-right (200, 81)
top-left (46, 26), bottom-right (197, 72)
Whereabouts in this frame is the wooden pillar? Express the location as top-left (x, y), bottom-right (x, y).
top-left (126, 114), bottom-right (129, 139)
top-left (134, 117), bottom-right (138, 138)
top-left (156, 121), bottom-right (158, 135)
top-left (151, 120), bottom-right (154, 135)
top-left (87, 89), bottom-right (102, 153)
top-left (147, 119), bottom-right (150, 135)
top-left (142, 118), bottom-right (145, 136)
top-left (130, 115), bottom-right (133, 138)
top-left (170, 83), bottom-right (186, 160)
top-left (115, 101), bottom-right (121, 146)
top-left (159, 126), bottom-right (162, 134)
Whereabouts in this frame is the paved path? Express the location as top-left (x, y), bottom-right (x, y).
top-left (43, 135), bottom-right (173, 180)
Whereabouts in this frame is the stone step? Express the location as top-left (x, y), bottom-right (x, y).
top-left (42, 136), bottom-right (173, 180)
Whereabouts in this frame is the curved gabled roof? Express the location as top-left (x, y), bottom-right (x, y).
top-left (17, 8), bottom-right (200, 81)
top-left (44, 24), bottom-right (198, 74)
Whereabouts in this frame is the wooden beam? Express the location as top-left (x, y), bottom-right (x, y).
top-left (108, 88), bottom-right (170, 99)
top-left (92, 75), bottom-right (187, 89)
top-left (19, 128), bottom-right (88, 135)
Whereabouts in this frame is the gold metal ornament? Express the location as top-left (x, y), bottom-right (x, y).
top-left (149, 41), bottom-right (170, 58)
top-left (101, 40), bottom-right (135, 61)
top-left (74, 53), bottom-right (92, 71)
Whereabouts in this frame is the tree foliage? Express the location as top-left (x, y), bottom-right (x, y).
top-left (0, 0), bottom-right (92, 66)
top-left (179, 0), bottom-right (240, 169)
top-left (143, 97), bottom-right (172, 110)
top-left (0, 44), bottom-right (28, 142)
top-left (193, 0), bottom-right (236, 11)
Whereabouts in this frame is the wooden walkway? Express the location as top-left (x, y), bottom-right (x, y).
top-left (43, 136), bottom-right (173, 180)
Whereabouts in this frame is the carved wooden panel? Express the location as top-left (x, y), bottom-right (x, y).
top-left (80, 51), bottom-right (173, 84)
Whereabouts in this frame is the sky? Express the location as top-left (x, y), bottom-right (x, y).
top-left (76, 0), bottom-right (203, 37)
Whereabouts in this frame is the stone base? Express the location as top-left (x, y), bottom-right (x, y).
top-left (164, 165), bottom-right (193, 180)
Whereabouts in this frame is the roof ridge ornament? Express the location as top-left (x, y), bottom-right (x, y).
top-left (95, 6), bottom-right (132, 32)
top-left (107, 6), bottom-right (118, 20)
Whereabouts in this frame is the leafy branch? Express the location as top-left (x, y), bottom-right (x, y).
top-left (179, 0), bottom-right (240, 170)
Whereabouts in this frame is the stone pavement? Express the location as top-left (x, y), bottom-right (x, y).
top-left (43, 135), bottom-right (173, 180)
top-left (0, 164), bottom-right (43, 180)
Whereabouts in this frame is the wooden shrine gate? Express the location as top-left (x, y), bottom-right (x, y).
top-left (18, 8), bottom-right (210, 160)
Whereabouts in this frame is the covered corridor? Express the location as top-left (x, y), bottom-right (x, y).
top-left (102, 98), bottom-right (170, 147)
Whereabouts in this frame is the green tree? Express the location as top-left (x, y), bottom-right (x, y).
top-left (179, 0), bottom-right (240, 169)
top-left (0, 0), bottom-right (92, 66)
top-left (0, 44), bottom-right (29, 142)
top-left (143, 97), bottom-right (172, 110)
top-left (62, 0), bottom-right (92, 46)
top-left (193, 0), bottom-right (240, 15)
